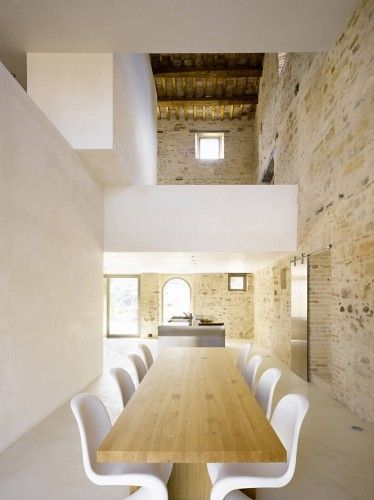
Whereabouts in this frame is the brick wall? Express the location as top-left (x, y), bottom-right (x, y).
top-left (157, 119), bottom-right (256, 184)
top-left (308, 250), bottom-right (332, 387)
top-left (254, 0), bottom-right (374, 421)
top-left (140, 273), bottom-right (254, 339)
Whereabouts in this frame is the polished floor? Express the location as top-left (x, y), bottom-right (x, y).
top-left (0, 339), bottom-right (373, 500)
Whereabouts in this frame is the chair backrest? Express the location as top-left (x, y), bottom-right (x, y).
top-left (270, 394), bottom-right (309, 484)
top-left (138, 343), bottom-right (154, 370)
top-left (70, 393), bottom-right (113, 481)
top-left (128, 353), bottom-right (148, 385)
top-left (236, 344), bottom-right (252, 375)
top-left (243, 354), bottom-right (263, 390)
top-left (255, 367), bottom-right (282, 419)
top-left (110, 367), bottom-right (136, 408)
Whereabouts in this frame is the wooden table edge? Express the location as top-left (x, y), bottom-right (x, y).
top-left (96, 449), bottom-right (287, 464)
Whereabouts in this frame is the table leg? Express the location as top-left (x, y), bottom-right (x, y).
top-left (168, 463), bottom-right (211, 500)
top-left (167, 464), bottom-right (255, 500)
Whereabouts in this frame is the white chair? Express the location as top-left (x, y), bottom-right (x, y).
top-left (138, 343), bottom-right (154, 370)
top-left (255, 368), bottom-right (282, 419)
top-left (236, 344), bottom-right (252, 375)
top-left (243, 354), bottom-right (263, 391)
top-left (71, 393), bottom-right (172, 499)
top-left (110, 367), bottom-right (136, 409)
top-left (128, 353), bottom-right (148, 386)
top-left (207, 394), bottom-right (309, 500)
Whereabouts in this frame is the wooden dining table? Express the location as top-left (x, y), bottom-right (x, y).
top-left (97, 347), bottom-right (286, 499)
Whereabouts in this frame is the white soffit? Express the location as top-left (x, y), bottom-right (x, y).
top-left (0, 0), bottom-right (357, 87)
top-left (104, 252), bottom-right (292, 274)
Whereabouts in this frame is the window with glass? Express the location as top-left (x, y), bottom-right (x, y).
top-left (195, 132), bottom-right (224, 160)
top-left (162, 278), bottom-right (192, 323)
top-left (105, 275), bottom-right (139, 336)
top-left (228, 273), bottom-right (247, 291)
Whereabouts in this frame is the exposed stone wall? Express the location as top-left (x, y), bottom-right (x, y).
top-left (139, 273), bottom-right (254, 339)
top-left (254, 258), bottom-right (291, 365)
top-left (254, 0), bottom-right (374, 421)
top-left (157, 119), bottom-right (256, 184)
top-left (193, 273), bottom-right (254, 339)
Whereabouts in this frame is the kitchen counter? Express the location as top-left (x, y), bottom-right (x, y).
top-left (158, 325), bottom-right (225, 350)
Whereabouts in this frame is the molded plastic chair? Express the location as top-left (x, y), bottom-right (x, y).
top-left (207, 394), bottom-right (309, 500)
top-left (236, 344), bottom-right (252, 375)
top-left (255, 368), bottom-right (282, 419)
top-left (71, 393), bottom-right (172, 499)
top-left (128, 354), bottom-right (148, 386)
top-left (110, 367), bottom-right (136, 409)
top-left (138, 344), bottom-right (154, 370)
top-left (243, 354), bottom-right (263, 391)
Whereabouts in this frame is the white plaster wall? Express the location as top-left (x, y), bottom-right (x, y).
top-left (0, 63), bottom-right (103, 452)
top-left (27, 53), bottom-right (113, 149)
top-left (113, 54), bottom-right (157, 185)
top-left (26, 53), bottom-right (157, 185)
top-left (104, 185), bottom-right (297, 252)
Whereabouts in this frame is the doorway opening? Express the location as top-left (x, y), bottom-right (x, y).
top-left (104, 275), bottom-right (140, 337)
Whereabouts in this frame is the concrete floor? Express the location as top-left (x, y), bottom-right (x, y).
top-left (0, 338), bottom-right (373, 500)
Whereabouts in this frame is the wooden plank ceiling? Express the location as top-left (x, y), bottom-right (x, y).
top-left (151, 53), bottom-right (263, 121)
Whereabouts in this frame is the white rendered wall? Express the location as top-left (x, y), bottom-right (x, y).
top-left (104, 185), bottom-right (298, 252)
top-left (26, 53), bottom-right (157, 185)
top-left (113, 54), bottom-right (157, 185)
top-left (0, 63), bottom-right (103, 452)
top-left (27, 53), bottom-right (113, 149)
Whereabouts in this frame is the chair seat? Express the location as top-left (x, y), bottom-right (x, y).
top-left (98, 463), bottom-right (173, 483)
top-left (95, 463), bottom-right (173, 486)
top-left (208, 395), bottom-right (309, 500)
top-left (207, 462), bottom-right (288, 487)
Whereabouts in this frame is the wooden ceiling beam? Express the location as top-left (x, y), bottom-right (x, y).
top-left (158, 96), bottom-right (258, 106)
top-left (153, 66), bottom-right (262, 78)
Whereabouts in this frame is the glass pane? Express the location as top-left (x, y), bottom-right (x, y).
top-left (109, 277), bottom-right (139, 336)
top-left (199, 138), bottom-right (220, 159)
top-left (230, 276), bottom-right (244, 290)
top-left (163, 278), bottom-right (191, 323)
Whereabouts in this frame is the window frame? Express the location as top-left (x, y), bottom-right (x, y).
top-left (195, 132), bottom-right (224, 160)
top-left (104, 274), bottom-right (141, 338)
top-left (228, 273), bottom-right (247, 292)
top-left (162, 277), bottom-right (192, 323)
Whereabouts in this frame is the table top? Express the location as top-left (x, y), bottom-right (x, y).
top-left (97, 347), bottom-right (286, 463)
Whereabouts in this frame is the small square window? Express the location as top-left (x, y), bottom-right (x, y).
top-left (195, 132), bottom-right (224, 160)
top-left (228, 273), bottom-right (247, 291)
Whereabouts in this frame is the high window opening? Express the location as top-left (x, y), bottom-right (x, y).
top-left (105, 275), bottom-right (139, 337)
top-left (162, 278), bottom-right (191, 323)
top-left (277, 52), bottom-right (288, 75)
top-left (195, 132), bottom-right (224, 160)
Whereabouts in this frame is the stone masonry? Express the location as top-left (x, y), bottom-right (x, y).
top-left (157, 119), bottom-right (256, 184)
top-left (140, 273), bottom-right (254, 339)
top-left (254, 0), bottom-right (374, 421)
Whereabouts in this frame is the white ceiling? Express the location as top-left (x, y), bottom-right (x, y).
top-left (104, 252), bottom-right (293, 274)
top-left (0, 0), bottom-right (357, 87)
